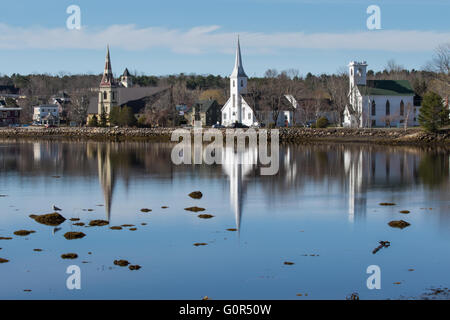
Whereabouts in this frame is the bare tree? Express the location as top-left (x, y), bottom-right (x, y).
top-left (326, 71), bottom-right (348, 126)
top-left (70, 90), bottom-right (91, 126)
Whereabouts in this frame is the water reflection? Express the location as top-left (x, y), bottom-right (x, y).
top-left (222, 145), bottom-right (258, 232)
top-left (0, 140), bottom-right (448, 229)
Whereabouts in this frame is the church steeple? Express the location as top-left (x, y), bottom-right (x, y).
top-left (231, 36), bottom-right (247, 78)
top-left (100, 45), bottom-right (115, 87)
top-left (98, 45), bottom-right (118, 116)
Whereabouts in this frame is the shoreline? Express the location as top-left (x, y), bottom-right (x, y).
top-left (0, 127), bottom-right (449, 146)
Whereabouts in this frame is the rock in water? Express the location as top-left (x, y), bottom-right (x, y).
top-left (64, 232), bottom-right (86, 240)
top-left (189, 191), bottom-right (203, 199)
top-left (388, 220), bottom-right (410, 229)
top-left (88, 220), bottom-right (109, 227)
top-left (129, 265), bottom-right (141, 270)
top-left (13, 230), bottom-right (36, 236)
top-left (198, 214), bottom-right (214, 219)
top-left (184, 207), bottom-right (206, 212)
top-left (32, 213), bottom-right (66, 226)
top-left (114, 260), bottom-right (130, 267)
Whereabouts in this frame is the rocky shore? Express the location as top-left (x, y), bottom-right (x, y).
top-left (0, 126), bottom-right (448, 146)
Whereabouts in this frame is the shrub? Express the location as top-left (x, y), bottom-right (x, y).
top-left (315, 117), bottom-right (329, 128)
top-left (88, 115), bottom-right (98, 127)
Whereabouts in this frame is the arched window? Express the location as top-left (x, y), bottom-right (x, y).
top-left (400, 100), bottom-right (404, 116)
top-left (103, 91), bottom-right (107, 100)
top-left (233, 81), bottom-right (235, 88)
top-left (241, 80), bottom-right (244, 87)
top-left (385, 100), bottom-right (390, 116)
top-left (371, 100), bottom-right (376, 116)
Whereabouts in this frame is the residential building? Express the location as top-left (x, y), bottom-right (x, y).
top-left (0, 106), bottom-right (21, 126)
top-left (33, 105), bottom-right (60, 126)
top-left (185, 100), bottom-right (221, 126)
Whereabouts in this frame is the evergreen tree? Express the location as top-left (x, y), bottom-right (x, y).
top-left (109, 106), bottom-right (121, 126)
top-left (418, 91), bottom-right (446, 132)
top-left (100, 106), bottom-right (108, 127)
top-left (119, 106), bottom-right (137, 127)
top-left (88, 115), bottom-right (98, 127)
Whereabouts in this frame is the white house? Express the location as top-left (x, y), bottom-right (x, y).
top-left (33, 104), bottom-right (60, 126)
top-left (343, 61), bottom-right (420, 128)
top-left (256, 95), bottom-right (297, 127)
top-left (221, 38), bottom-right (257, 127)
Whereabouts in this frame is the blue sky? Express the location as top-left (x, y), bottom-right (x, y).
top-left (0, 0), bottom-right (448, 77)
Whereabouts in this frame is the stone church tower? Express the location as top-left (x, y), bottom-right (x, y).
top-left (230, 37), bottom-right (248, 124)
top-left (98, 46), bottom-right (118, 115)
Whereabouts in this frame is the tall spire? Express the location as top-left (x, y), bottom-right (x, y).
top-left (100, 45), bottom-right (115, 87)
top-left (231, 36), bottom-right (247, 78)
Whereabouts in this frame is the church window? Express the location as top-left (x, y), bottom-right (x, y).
top-left (224, 113), bottom-right (227, 120)
top-left (400, 100), bottom-right (404, 116)
top-left (233, 81), bottom-right (235, 88)
top-left (385, 100), bottom-right (390, 115)
top-left (233, 94), bottom-right (236, 108)
top-left (103, 91), bottom-right (107, 100)
top-left (241, 80), bottom-right (244, 87)
top-left (371, 100), bottom-right (376, 116)
top-left (248, 113), bottom-right (251, 120)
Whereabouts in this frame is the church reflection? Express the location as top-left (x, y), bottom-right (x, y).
top-left (97, 143), bottom-right (116, 222)
top-left (221, 145), bottom-right (258, 233)
top-left (344, 149), bottom-right (366, 222)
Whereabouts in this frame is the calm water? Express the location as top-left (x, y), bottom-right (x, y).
top-left (0, 139), bottom-right (449, 300)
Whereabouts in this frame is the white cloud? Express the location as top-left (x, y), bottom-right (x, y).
top-left (0, 23), bottom-right (448, 54)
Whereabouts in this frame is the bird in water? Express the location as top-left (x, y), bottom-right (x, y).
top-left (53, 204), bottom-right (62, 211)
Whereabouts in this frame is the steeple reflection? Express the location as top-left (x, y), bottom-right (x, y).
top-left (222, 145), bottom-right (258, 233)
top-left (96, 143), bottom-right (116, 221)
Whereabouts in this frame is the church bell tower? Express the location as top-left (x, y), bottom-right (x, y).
top-left (230, 37), bottom-right (248, 124)
top-left (98, 45), bottom-right (118, 116)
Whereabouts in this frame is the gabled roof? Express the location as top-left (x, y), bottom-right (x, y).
top-left (357, 80), bottom-right (415, 96)
top-left (188, 100), bottom-right (219, 113)
top-left (87, 86), bottom-right (170, 114)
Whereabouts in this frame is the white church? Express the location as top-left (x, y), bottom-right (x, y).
top-left (221, 38), bottom-right (257, 127)
top-left (343, 61), bottom-right (420, 128)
